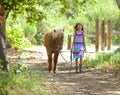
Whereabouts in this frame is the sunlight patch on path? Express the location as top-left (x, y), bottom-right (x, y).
top-left (107, 91), bottom-right (120, 94)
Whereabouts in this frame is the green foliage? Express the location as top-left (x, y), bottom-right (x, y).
top-left (0, 62), bottom-right (65, 95)
top-left (1, 0), bottom-right (46, 23)
top-left (114, 47), bottom-right (120, 53)
top-left (83, 0), bottom-right (118, 20)
top-left (112, 34), bottom-right (120, 45)
top-left (84, 53), bottom-right (98, 68)
top-left (81, 0), bottom-right (119, 36)
top-left (4, 0), bottom-right (120, 45)
top-left (35, 1), bottom-right (69, 45)
top-left (0, 63), bottom-right (54, 95)
top-left (1, 0), bottom-right (84, 23)
top-left (22, 23), bottom-right (37, 43)
top-left (6, 27), bottom-right (31, 49)
top-left (111, 47), bottom-right (120, 64)
top-left (110, 52), bottom-right (120, 64)
top-left (35, 22), bottom-right (49, 45)
top-left (84, 48), bottom-right (120, 74)
top-left (34, 0), bottom-right (120, 45)
top-left (6, 12), bottom-right (37, 45)
top-left (84, 53), bottom-right (112, 69)
top-left (0, 69), bottom-right (11, 95)
top-left (112, 10), bottom-right (120, 31)
top-left (14, 63), bottom-right (28, 74)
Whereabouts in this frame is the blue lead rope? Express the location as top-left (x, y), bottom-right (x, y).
top-left (60, 50), bottom-right (74, 74)
top-left (59, 50), bottom-right (74, 63)
top-left (70, 50), bottom-right (73, 73)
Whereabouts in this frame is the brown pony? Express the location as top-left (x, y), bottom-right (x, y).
top-left (44, 28), bottom-right (64, 73)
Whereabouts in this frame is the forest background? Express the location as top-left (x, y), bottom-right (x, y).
top-left (5, 0), bottom-right (120, 49)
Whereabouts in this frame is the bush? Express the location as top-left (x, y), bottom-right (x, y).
top-left (0, 63), bottom-right (49, 95)
top-left (112, 34), bottom-right (120, 45)
top-left (84, 48), bottom-right (120, 74)
top-left (6, 27), bottom-right (31, 49)
top-left (22, 24), bottom-right (37, 43)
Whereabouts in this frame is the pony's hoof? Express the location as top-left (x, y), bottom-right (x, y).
top-left (48, 70), bottom-right (52, 73)
top-left (53, 70), bottom-right (57, 73)
top-left (53, 68), bottom-right (58, 73)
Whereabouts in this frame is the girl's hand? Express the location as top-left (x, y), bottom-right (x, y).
top-left (84, 48), bottom-right (86, 53)
top-left (71, 47), bottom-right (74, 52)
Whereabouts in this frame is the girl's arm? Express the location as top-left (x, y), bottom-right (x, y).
top-left (83, 33), bottom-right (86, 52)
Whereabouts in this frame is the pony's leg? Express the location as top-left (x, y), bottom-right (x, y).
top-left (53, 52), bottom-right (59, 73)
top-left (48, 53), bottom-right (52, 72)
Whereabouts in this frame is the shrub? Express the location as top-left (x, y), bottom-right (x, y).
top-left (84, 48), bottom-right (120, 75)
top-left (6, 27), bottom-right (31, 49)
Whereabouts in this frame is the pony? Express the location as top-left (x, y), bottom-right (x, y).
top-left (44, 28), bottom-right (64, 73)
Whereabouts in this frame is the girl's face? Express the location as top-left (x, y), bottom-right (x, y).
top-left (77, 24), bottom-right (83, 30)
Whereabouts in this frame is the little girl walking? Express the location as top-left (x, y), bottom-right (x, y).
top-left (71, 23), bottom-right (86, 73)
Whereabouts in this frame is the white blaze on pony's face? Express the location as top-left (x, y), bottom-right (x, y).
top-left (52, 28), bottom-right (64, 50)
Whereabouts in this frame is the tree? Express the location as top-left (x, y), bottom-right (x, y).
top-left (0, 5), bottom-right (9, 72)
top-left (0, 32), bottom-right (9, 71)
top-left (116, 0), bottom-right (120, 9)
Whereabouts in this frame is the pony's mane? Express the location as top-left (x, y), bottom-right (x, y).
top-left (52, 29), bottom-right (63, 39)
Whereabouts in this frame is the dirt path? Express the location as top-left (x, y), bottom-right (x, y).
top-left (29, 61), bottom-right (120, 95)
top-left (7, 45), bottom-right (120, 95)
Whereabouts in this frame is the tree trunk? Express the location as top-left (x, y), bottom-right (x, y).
top-left (116, 0), bottom-right (120, 9)
top-left (0, 4), bottom-right (10, 72)
top-left (0, 33), bottom-right (9, 71)
top-left (0, 4), bottom-right (11, 48)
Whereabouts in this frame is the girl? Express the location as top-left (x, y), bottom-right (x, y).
top-left (71, 23), bottom-right (86, 73)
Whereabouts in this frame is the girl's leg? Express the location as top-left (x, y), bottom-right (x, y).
top-left (79, 56), bottom-right (82, 72)
top-left (75, 58), bottom-right (78, 73)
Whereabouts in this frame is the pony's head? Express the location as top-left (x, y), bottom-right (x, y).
top-left (52, 28), bottom-right (64, 50)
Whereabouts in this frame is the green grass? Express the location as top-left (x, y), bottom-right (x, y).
top-left (0, 63), bottom-right (63, 95)
top-left (83, 48), bottom-right (120, 74)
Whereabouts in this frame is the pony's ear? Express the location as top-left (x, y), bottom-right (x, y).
top-left (54, 29), bottom-right (56, 32)
top-left (63, 29), bottom-right (64, 32)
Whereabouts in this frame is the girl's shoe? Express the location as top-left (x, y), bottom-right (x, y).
top-left (75, 66), bottom-right (79, 73)
top-left (79, 65), bottom-right (82, 73)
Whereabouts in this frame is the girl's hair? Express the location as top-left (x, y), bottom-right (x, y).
top-left (74, 23), bottom-right (84, 33)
